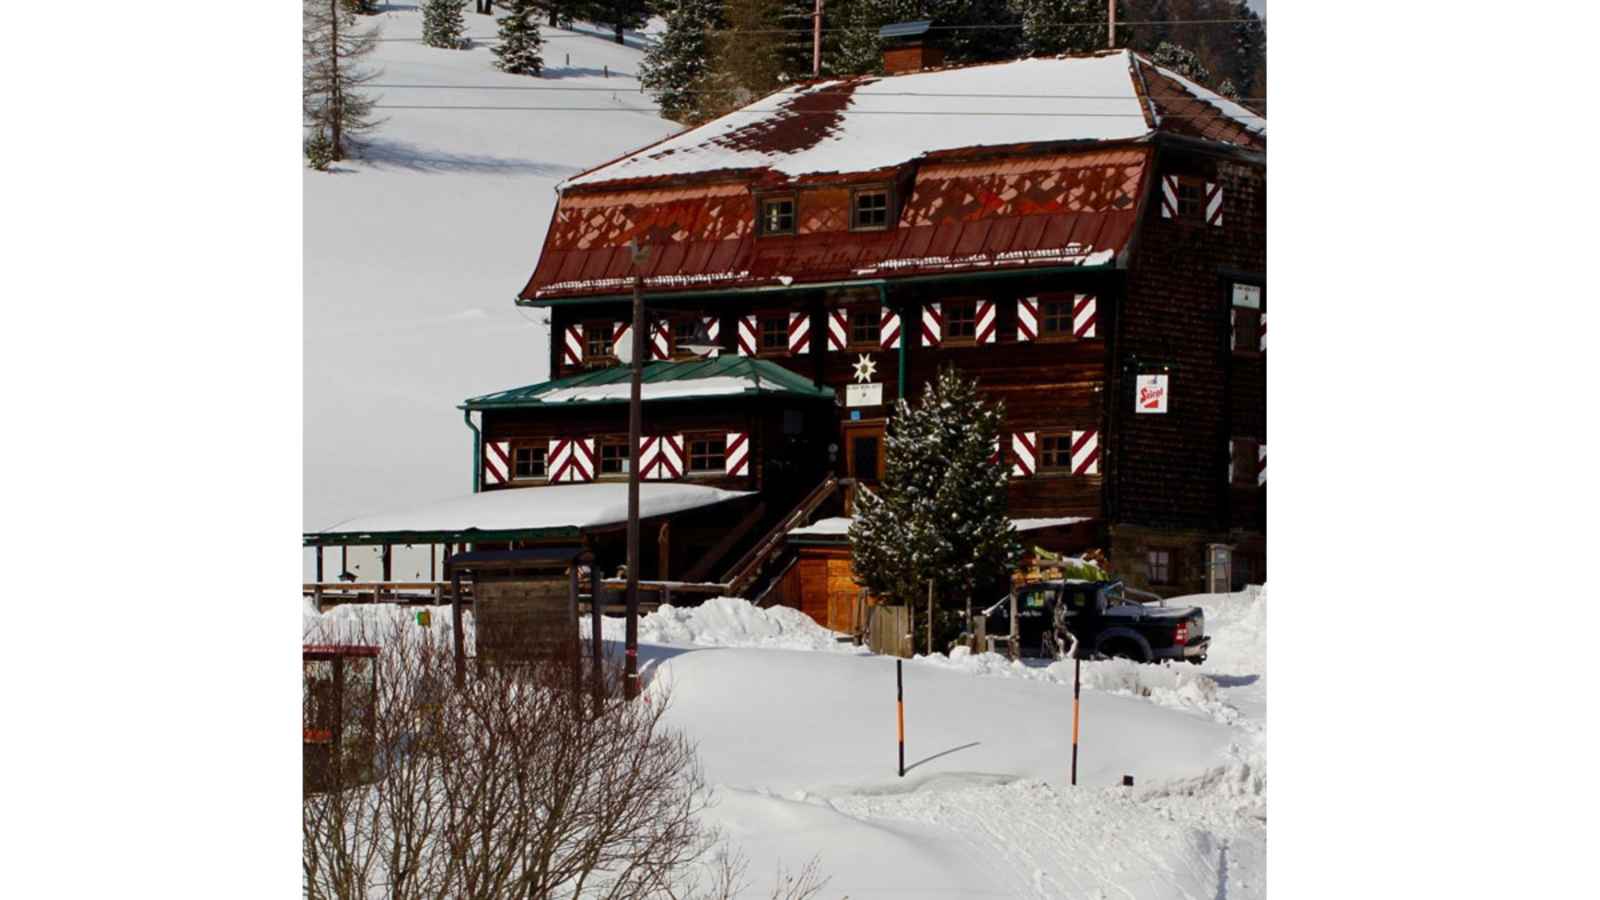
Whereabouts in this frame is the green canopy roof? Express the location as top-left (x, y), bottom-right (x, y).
top-left (462, 356), bottom-right (837, 411)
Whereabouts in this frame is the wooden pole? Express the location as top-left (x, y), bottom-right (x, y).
top-left (926, 579), bottom-right (934, 655)
top-left (896, 659), bottom-right (905, 777)
top-left (591, 581), bottom-right (605, 713)
top-left (812, 0), bottom-right (824, 79)
top-left (657, 521), bottom-right (670, 581)
top-left (430, 543), bottom-right (436, 582)
top-left (382, 544), bottom-right (391, 582)
top-left (451, 569), bottom-right (465, 689)
top-left (315, 546), bottom-right (324, 583)
top-left (1010, 589), bottom-right (1020, 660)
top-left (624, 241), bottom-right (648, 700)
top-left (1108, 0), bottom-right (1117, 49)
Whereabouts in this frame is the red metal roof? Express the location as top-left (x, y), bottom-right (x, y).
top-left (523, 147), bottom-right (1150, 301)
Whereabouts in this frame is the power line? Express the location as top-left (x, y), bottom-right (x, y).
top-left (373, 103), bottom-right (1265, 120)
top-left (373, 19), bottom-right (1260, 41)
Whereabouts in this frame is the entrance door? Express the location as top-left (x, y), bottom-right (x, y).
top-left (843, 421), bottom-right (885, 485)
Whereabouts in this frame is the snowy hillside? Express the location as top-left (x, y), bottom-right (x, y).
top-left (303, 7), bottom-right (678, 572)
top-left (307, 588), bottom-right (1269, 898)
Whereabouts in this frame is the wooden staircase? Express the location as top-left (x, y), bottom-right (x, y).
top-left (721, 476), bottom-right (845, 601)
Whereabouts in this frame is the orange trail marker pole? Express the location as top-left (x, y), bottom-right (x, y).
top-left (896, 659), bottom-right (905, 777)
top-left (1070, 656), bottom-right (1082, 786)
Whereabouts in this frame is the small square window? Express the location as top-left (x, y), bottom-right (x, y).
top-left (1177, 178), bottom-right (1205, 219)
top-left (1147, 550), bottom-right (1172, 585)
top-left (760, 197), bottom-right (795, 235)
top-left (759, 314), bottom-right (788, 352)
top-left (671, 317), bottom-right (696, 347)
top-left (853, 190), bottom-right (889, 229)
top-left (689, 436), bottom-right (726, 473)
top-left (1040, 299), bottom-right (1073, 337)
top-left (513, 445), bottom-right (546, 480)
top-left (583, 322), bottom-right (613, 361)
top-left (599, 439), bottom-right (630, 476)
top-left (945, 300), bottom-right (977, 342)
top-left (849, 306), bottom-right (878, 346)
top-left (1039, 433), bottom-right (1072, 471)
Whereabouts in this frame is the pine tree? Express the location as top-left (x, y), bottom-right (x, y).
top-left (849, 366), bottom-right (1022, 651)
top-left (422, 0), bottom-right (470, 50)
top-left (304, 0), bottom-right (382, 164)
top-left (584, 0), bottom-right (651, 44)
top-left (494, 0), bottom-right (546, 76)
top-left (541, 0), bottom-right (583, 27)
top-left (1150, 39), bottom-right (1211, 84)
top-left (640, 0), bottom-right (726, 122)
top-left (1017, 0), bottom-right (1126, 56)
top-left (834, 0), bottom-right (899, 75)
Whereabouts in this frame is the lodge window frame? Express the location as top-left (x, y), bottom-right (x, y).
top-left (1229, 280), bottom-right (1265, 358)
top-left (1231, 436), bottom-right (1261, 488)
top-left (1037, 431), bottom-right (1075, 473)
top-left (1175, 174), bottom-right (1206, 222)
top-left (1035, 292), bottom-right (1080, 343)
top-left (597, 435), bottom-right (632, 479)
top-left (582, 320), bottom-right (616, 365)
top-left (757, 194), bottom-right (797, 236)
top-left (1146, 550), bottom-right (1172, 585)
top-left (942, 297), bottom-right (979, 345)
top-left (755, 308), bottom-right (790, 356)
top-left (850, 186), bottom-right (893, 231)
top-left (846, 303), bottom-right (880, 349)
top-left (685, 432), bottom-right (728, 476)
top-left (510, 441), bottom-right (548, 481)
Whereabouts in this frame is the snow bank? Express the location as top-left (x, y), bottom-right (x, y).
top-left (302, 600), bottom-right (472, 653)
top-left (595, 596), bottom-right (865, 653)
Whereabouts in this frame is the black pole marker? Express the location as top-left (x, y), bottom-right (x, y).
top-left (896, 659), bottom-right (905, 778)
top-left (1071, 655), bottom-right (1081, 786)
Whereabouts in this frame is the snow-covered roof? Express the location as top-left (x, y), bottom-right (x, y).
top-left (566, 51), bottom-right (1263, 189)
top-left (308, 483), bottom-right (752, 543)
top-left (787, 515), bottom-right (1092, 539)
top-left (464, 356), bottom-right (837, 409)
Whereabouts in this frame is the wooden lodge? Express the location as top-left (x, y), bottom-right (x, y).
top-left (306, 48), bottom-right (1266, 634)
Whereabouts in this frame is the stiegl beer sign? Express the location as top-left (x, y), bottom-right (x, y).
top-left (1136, 374), bottom-right (1169, 414)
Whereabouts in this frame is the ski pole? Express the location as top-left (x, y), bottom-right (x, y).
top-left (897, 659), bottom-right (905, 778)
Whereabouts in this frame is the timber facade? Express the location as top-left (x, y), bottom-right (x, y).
top-left (477, 49), bottom-right (1266, 619)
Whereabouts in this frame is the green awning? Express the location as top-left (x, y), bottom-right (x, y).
top-left (462, 356), bottom-right (837, 411)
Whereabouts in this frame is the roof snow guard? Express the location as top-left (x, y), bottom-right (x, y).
top-left (521, 52), bottom-right (1262, 303)
top-left (462, 356), bottom-right (837, 410)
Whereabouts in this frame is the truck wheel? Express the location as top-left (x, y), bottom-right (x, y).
top-left (1100, 640), bottom-right (1148, 664)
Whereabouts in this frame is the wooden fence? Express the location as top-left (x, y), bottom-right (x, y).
top-left (865, 604), bottom-right (913, 658)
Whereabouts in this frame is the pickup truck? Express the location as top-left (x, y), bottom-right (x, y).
top-left (982, 580), bottom-right (1210, 664)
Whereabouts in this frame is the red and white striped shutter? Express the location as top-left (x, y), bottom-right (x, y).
top-left (921, 302), bottom-right (942, 347)
top-left (1070, 429), bottom-right (1100, 476)
top-left (1010, 431), bottom-right (1036, 477)
top-left (725, 432), bottom-right (749, 477)
top-left (879, 306), bottom-right (901, 350)
top-left (548, 438), bottom-right (571, 484)
top-left (1017, 297), bottom-right (1038, 342)
top-left (641, 434), bottom-right (684, 480)
top-left (1205, 180), bottom-right (1224, 227)
top-left (1227, 439), bottom-right (1235, 484)
top-left (1259, 313), bottom-right (1267, 352)
top-left (826, 309), bottom-right (848, 351)
top-left (639, 436), bottom-right (659, 479)
top-left (571, 438), bottom-right (596, 482)
top-left (483, 440), bottom-right (512, 485)
top-left (664, 434), bottom-right (685, 479)
top-left (788, 311), bottom-right (811, 354)
top-left (702, 316), bottom-right (721, 357)
top-left (548, 438), bottom-right (597, 483)
top-left (737, 315), bottom-right (757, 356)
top-left (1160, 174), bottom-right (1180, 219)
top-left (1257, 443), bottom-right (1267, 487)
top-left (650, 320), bottom-right (671, 360)
top-left (611, 321), bottom-right (632, 359)
top-left (1072, 294), bottom-right (1098, 339)
top-left (975, 299), bottom-right (996, 343)
top-left (561, 325), bottom-right (583, 367)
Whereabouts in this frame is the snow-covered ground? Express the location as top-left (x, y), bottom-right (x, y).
top-left (305, 587), bottom-right (1268, 898)
top-left (303, 7), bottom-right (678, 579)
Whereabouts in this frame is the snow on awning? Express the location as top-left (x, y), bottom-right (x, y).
top-left (306, 483), bottom-right (752, 545)
top-left (464, 356), bottom-right (836, 410)
top-left (787, 515), bottom-right (1092, 540)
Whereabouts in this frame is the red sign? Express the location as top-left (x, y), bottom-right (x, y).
top-left (1136, 374), bottom-right (1168, 414)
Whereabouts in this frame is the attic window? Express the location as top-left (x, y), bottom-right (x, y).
top-left (852, 189), bottom-right (890, 230)
top-left (512, 445), bottom-right (546, 480)
top-left (760, 197), bottom-right (795, 236)
top-left (1177, 178), bottom-right (1205, 220)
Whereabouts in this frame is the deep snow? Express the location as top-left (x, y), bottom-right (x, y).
top-left (304, 587), bottom-right (1267, 898)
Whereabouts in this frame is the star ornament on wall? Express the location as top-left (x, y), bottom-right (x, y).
top-left (852, 353), bottom-right (877, 384)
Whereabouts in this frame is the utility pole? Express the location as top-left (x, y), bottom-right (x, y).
top-left (1108, 0), bottom-right (1117, 49)
top-left (812, 0), bottom-right (825, 78)
top-left (624, 240), bottom-right (648, 700)
top-left (926, 579), bottom-right (934, 655)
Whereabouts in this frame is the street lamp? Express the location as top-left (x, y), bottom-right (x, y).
top-left (624, 240), bottom-right (648, 699)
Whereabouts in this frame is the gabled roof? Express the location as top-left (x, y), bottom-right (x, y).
top-left (462, 355), bottom-right (837, 410)
top-left (564, 50), bottom-right (1263, 191)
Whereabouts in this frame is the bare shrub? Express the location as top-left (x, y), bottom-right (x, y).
top-left (302, 615), bottom-right (715, 899)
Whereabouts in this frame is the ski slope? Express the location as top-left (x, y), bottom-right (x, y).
top-left (306, 588), bottom-right (1268, 898)
top-left (303, 7), bottom-right (678, 577)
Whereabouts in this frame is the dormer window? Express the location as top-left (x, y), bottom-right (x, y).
top-left (760, 196), bottom-right (795, 235)
top-left (852, 189), bottom-right (890, 230)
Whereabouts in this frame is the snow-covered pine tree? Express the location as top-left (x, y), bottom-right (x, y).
top-left (849, 365), bottom-right (1022, 651)
top-left (304, 0), bottom-right (382, 164)
top-left (541, 0), bottom-right (583, 28)
top-left (1150, 39), bottom-right (1211, 84)
top-left (583, 0), bottom-right (651, 45)
top-left (640, 0), bottom-right (725, 123)
top-left (494, 0), bottom-right (546, 75)
top-left (835, 0), bottom-right (897, 75)
top-left (422, 0), bottom-right (469, 50)
top-left (1016, 0), bottom-right (1126, 56)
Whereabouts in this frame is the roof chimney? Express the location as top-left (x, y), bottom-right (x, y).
top-left (878, 20), bottom-right (943, 74)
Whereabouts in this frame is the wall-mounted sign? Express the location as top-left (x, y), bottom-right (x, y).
top-left (1232, 283), bottom-right (1262, 309)
top-left (846, 383), bottom-right (884, 408)
top-left (1135, 374), bottom-right (1168, 414)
